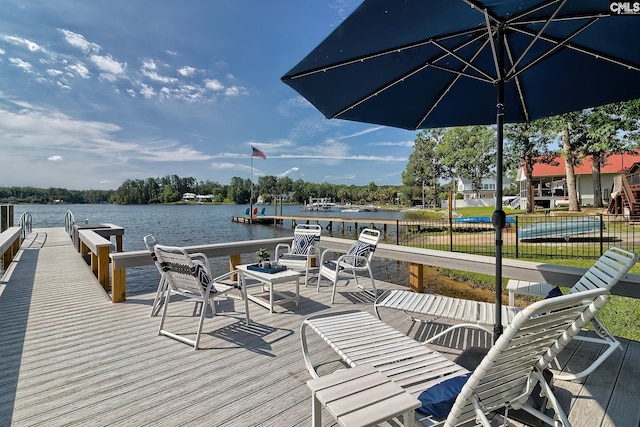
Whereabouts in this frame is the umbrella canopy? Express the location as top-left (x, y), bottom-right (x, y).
top-left (282, 0), bottom-right (640, 339)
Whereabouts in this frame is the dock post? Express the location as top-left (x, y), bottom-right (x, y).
top-left (229, 253), bottom-right (241, 281)
top-left (111, 265), bottom-right (126, 303)
top-left (409, 263), bottom-right (424, 293)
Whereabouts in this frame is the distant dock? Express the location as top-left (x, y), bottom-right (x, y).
top-left (232, 214), bottom-right (402, 237)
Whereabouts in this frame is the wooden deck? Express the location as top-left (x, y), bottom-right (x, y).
top-left (1, 228), bottom-right (639, 426)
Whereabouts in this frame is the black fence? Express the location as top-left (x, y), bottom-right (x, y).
top-left (397, 214), bottom-right (640, 260)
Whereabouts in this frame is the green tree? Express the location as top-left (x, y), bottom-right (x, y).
top-left (580, 100), bottom-right (640, 207)
top-left (505, 120), bottom-right (555, 213)
top-left (402, 129), bottom-right (445, 207)
top-left (440, 126), bottom-right (495, 199)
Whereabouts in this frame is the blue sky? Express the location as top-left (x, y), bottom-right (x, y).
top-left (0, 0), bottom-right (417, 190)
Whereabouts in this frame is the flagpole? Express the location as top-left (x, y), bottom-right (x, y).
top-left (250, 148), bottom-right (254, 223)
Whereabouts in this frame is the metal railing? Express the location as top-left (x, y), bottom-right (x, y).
top-left (18, 211), bottom-right (32, 238)
top-left (398, 214), bottom-right (638, 260)
top-left (64, 210), bottom-right (75, 237)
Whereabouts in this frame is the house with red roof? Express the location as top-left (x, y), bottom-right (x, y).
top-left (515, 150), bottom-right (640, 209)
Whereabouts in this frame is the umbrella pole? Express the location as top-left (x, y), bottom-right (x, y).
top-left (493, 24), bottom-right (506, 342)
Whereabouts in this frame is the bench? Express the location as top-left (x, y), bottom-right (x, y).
top-left (0, 226), bottom-right (22, 268)
top-left (78, 229), bottom-right (114, 295)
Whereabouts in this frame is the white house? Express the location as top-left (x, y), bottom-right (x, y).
top-left (456, 176), bottom-right (511, 200)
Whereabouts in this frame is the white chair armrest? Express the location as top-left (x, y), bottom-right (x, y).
top-left (189, 252), bottom-right (211, 275)
top-left (275, 243), bottom-right (291, 260)
top-left (319, 248), bottom-right (347, 265)
top-left (336, 253), bottom-right (369, 269)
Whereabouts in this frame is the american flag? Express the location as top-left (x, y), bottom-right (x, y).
top-left (251, 145), bottom-right (266, 159)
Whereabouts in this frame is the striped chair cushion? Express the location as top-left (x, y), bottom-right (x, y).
top-left (291, 234), bottom-right (317, 255)
top-left (342, 241), bottom-right (374, 267)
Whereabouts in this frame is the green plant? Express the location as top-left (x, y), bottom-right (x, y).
top-left (256, 248), bottom-right (270, 262)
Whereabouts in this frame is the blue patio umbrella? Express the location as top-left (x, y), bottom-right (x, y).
top-left (282, 0), bottom-right (640, 340)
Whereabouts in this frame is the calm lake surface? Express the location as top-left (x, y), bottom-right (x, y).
top-left (13, 204), bottom-right (409, 295)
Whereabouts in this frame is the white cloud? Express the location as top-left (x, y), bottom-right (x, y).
top-left (48, 155), bottom-right (63, 161)
top-left (279, 167), bottom-right (299, 177)
top-left (58, 29), bottom-right (100, 53)
top-left (204, 79), bottom-right (224, 91)
top-left (370, 140), bottom-right (415, 147)
top-left (141, 59), bottom-right (156, 70)
top-left (90, 54), bottom-right (125, 75)
top-left (178, 66), bottom-right (196, 76)
top-left (0, 48), bottom-right (5, 55)
top-left (224, 86), bottom-right (244, 97)
top-left (9, 57), bottom-right (33, 73)
top-left (338, 126), bottom-right (384, 140)
top-left (67, 62), bottom-right (90, 78)
top-left (139, 84), bottom-right (155, 99)
top-left (47, 69), bottom-right (64, 76)
top-left (2, 35), bottom-right (43, 52)
top-left (142, 69), bottom-right (177, 84)
top-left (278, 96), bottom-right (313, 115)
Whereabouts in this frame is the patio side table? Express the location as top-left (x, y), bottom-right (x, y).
top-left (307, 364), bottom-right (420, 427)
top-left (507, 279), bottom-right (555, 306)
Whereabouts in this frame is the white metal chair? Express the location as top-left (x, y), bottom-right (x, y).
top-left (275, 224), bottom-right (322, 286)
top-left (374, 246), bottom-right (638, 381)
top-left (318, 228), bottom-right (381, 304)
top-left (301, 288), bottom-right (610, 426)
top-left (153, 244), bottom-right (249, 350)
top-left (144, 234), bottom-right (167, 316)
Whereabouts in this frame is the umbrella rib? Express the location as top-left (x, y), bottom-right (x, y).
top-left (503, 37), bottom-right (530, 122)
top-left (416, 37), bottom-right (493, 129)
top-left (331, 34), bottom-right (494, 122)
top-left (285, 26), bottom-right (487, 80)
top-left (508, 19), bottom-right (640, 79)
top-left (483, 9), bottom-right (500, 82)
top-left (431, 40), bottom-right (494, 82)
top-left (506, 0), bottom-right (568, 76)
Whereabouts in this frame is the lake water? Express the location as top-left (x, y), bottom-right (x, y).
top-left (12, 204), bottom-right (409, 295)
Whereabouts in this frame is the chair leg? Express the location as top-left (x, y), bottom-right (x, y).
top-left (151, 276), bottom-right (168, 317)
top-left (158, 289), bottom-right (172, 335)
top-left (193, 300), bottom-right (207, 350)
top-left (368, 265), bottom-right (377, 297)
top-left (331, 278), bottom-right (338, 304)
top-left (242, 289), bottom-right (251, 325)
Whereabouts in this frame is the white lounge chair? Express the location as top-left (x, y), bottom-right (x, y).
top-left (153, 244), bottom-right (249, 350)
top-left (275, 224), bottom-right (322, 286)
top-left (317, 228), bottom-right (381, 304)
top-left (374, 246), bottom-right (638, 381)
top-left (301, 288), bottom-right (610, 426)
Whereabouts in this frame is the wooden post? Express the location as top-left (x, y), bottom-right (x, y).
top-left (115, 235), bottom-right (123, 252)
top-left (229, 253), bottom-right (241, 281)
top-left (409, 263), bottom-right (424, 293)
top-left (111, 265), bottom-right (126, 303)
top-left (97, 246), bottom-right (110, 292)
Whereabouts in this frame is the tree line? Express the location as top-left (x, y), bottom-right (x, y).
top-left (0, 175), bottom-right (402, 206)
top-left (403, 99), bottom-right (640, 212)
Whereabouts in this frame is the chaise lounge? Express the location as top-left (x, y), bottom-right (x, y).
top-left (373, 246), bottom-right (637, 381)
top-left (301, 288), bottom-right (610, 426)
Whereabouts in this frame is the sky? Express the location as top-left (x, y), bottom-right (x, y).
top-left (0, 0), bottom-right (418, 191)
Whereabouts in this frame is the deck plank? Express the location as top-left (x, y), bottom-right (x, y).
top-left (0, 227), bottom-right (637, 426)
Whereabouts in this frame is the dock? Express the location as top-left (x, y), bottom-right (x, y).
top-left (1, 228), bottom-right (640, 426)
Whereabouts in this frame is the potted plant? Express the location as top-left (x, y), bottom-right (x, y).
top-left (256, 248), bottom-right (270, 268)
